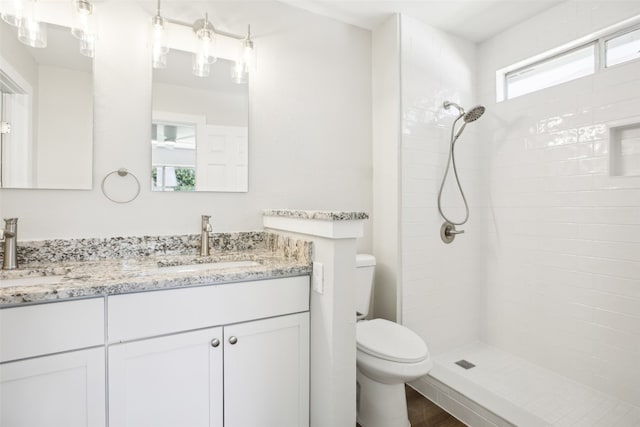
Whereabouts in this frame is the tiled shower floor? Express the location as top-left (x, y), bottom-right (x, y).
top-left (424, 343), bottom-right (640, 427)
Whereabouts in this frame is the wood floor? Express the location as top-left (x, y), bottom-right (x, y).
top-left (357, 385), bottom-right (466, 427)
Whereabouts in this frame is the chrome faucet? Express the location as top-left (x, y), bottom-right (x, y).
top-left (200, 215), bottom-right (212, 257)
top-left (1, 218), bottom-right (18, 270)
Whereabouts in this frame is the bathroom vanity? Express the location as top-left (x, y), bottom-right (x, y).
top-left (0, 232), bottom-right (312, 427)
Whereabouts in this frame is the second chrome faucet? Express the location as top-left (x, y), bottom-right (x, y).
top-left (200, 215), bottom-right (213, 257)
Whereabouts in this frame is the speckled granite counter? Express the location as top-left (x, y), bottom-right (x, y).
top-left (0, 232), bottom-right (312, 306)
top-left (263, 209), bottom-right (369, 221)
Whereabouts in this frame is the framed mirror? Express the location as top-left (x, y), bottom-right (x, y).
top-left (151, 49), bottom-right (249, 192)
top-left (0, 20), bottom-right (93, 190)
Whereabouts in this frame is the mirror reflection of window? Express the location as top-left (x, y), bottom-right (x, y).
top-left (151, 122), bottom-right (197, 192)
top-left (151, 50), bottom-right (249, 193)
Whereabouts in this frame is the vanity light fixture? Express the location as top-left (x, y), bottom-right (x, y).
top-left (231, 24), bottom-right (254, 84)
top-left (151, 0), bottom-right (169, 69)
top-left (192, 13), bottom-right (216, 77)
top-left (17, 0), bottom-right (46, 48)
top-left (1, 0), bottom-right (24, 27)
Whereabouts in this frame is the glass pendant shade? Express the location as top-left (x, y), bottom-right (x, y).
top-left (230, 25), bottom-right (254, 84)
top-left (153, 51), bottom-right (167, 69)
top-left (192, 55), bottom-right (211, 77)
top-left (240, 27), bottom-right (255, 71)
top-left (192, 13), bottom-right (216, 77)
top-left (79, 32), bottom-right (96, 57)
top-left (151, 13), bottom-right (169, 69)
top-left (1, 0), bottom-right (24, 27)
top-left (231, 61), bottom-right (247, 84)
top-left (71, 0), bottom-right (96, 41)
top-left (18, 0), bottom-right (46, 48)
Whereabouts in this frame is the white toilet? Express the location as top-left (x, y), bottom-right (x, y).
top-left (355, 254), bottom-right (433, 427)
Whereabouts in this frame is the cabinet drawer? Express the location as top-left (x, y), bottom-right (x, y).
top-left (0, 298), bottom-right (105, 363)
top-left (108, 276), bottom-right (310, 343)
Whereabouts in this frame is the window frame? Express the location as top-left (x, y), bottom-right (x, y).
top-left (503, 41), bottom-right (598, 100)
top-left (497, 16), bottom-right (640, 102)
top-left (602, 24), bottom-right (640, 69)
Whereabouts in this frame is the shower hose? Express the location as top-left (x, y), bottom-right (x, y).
top-left (437, 114), bottom-right (470, 226)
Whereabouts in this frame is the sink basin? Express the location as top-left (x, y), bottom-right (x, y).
top-left (0, 275), bottom-right (67, 288)
top-left (157, 260), bottom-right (260, 274)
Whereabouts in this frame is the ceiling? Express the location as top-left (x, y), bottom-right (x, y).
top-left (277, 0), bottom-right (565, 42)
top-left (138, 0), bottom-right (564, 43)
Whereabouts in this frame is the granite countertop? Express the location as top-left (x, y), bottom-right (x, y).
top-left (0, 233), bottom-right (312, 307)
top-left (0, 249), bottom-right (311, 306)
top-left (263, 209), bottom-right (369, 221)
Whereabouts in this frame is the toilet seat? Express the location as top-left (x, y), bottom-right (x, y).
top-left (357, 319), bottom-right (428, 363)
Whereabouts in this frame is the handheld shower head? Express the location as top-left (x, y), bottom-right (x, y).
top-left (463, 105), bottom-right (485, 123)
top-left (443, 101), bottom-right (486, 140)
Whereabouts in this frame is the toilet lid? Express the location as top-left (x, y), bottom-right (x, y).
top-left (356, 319), bottom-right (428, 363)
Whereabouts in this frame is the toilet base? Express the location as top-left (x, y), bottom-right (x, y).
top-left (356, 368), bottom-right (410, 427)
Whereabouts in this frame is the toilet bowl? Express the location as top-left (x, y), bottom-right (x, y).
top-left (355, 255), bottom-right (432, 427)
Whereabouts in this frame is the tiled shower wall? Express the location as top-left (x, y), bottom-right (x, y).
top-left (400, 15), bottom-right (486, 356)
top-left (478, 1), bottom-right (640, 406)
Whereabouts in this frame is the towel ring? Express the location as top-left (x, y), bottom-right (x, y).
top-left (101, 168), bottom-right (141, 204)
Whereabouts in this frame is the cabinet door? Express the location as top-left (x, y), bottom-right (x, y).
top-left (0, 347), bottom-right (106, 427)
top-left (108, 327), bottom-right (223, 427)
top-left (224, 312), bottom-right (309, 427)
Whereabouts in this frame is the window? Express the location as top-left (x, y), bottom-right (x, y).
top-left (498, 19), bottom-right (640, 102)
top-left (505, 44), bottom-right (595, 99)
top-left (606, 27), bottom-right (640, 67)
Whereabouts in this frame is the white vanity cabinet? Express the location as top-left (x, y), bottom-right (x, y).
top-left (108, 327), bottom-right (225, 427)
top-left (0, 298), bottom-right (106, 427)
top-left (223, 313), bottom-right (309, 427)
top-left (107, 276), bottom-right (310, 427)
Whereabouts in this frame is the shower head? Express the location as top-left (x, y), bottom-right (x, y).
top-left (463, 105), bottom-right (485, 123)
top-left (443, 101), bottom-right (486, 123)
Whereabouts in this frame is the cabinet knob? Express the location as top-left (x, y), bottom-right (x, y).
top-left (228, 336), bottom-right (238, 345)
top-left (211, 338), bottom-right (220, 348)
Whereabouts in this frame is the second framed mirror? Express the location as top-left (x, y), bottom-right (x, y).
top-left (151, 49), bottom-right (248, 193)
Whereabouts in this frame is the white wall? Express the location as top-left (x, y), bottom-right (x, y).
top-left (399, 15), bottom-right (485, 356)
top-left (371, 14), bottom-right (400, 321)
top-left (36, 65), bottom-right (92, 189)
top-left (479, 0), bottom-right (640, 406)
top-left (0, 1), bottom-right (373, 251)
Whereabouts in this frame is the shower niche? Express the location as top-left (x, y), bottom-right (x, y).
top-left (610, 122), bottom-right (640, 176)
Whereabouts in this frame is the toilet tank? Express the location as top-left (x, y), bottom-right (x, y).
top-left (355, 254), bottom-right (376, 319)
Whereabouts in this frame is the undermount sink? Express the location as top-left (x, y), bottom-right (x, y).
top-left (157, 260), bottom-right (260, 274)
top-left (0, 275), bottom-right (68, 288)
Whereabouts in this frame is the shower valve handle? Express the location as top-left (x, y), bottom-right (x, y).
top-left (440, 222), bottom-right (464, 244)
